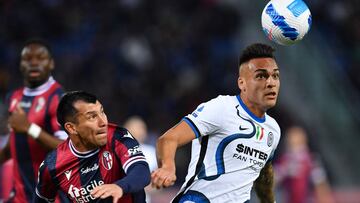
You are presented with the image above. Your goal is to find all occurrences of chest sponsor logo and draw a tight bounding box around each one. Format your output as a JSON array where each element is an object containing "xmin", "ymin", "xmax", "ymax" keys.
[
  {"xmin": 101, "ymin": 151, "xmax": 113, "ymax": 170},
  {"xmin": 68, "ymin": 180, "xmax": 104, "ymax": 203},
  {"xmin": 81, "ymin": 163, "xmax": 99, "ymax": 175},
  {"xmin": 233, "ymin": 143, "xmax": 269, "ymax": 169}
]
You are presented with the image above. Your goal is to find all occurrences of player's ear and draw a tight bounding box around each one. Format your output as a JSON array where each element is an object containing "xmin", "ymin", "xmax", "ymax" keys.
[
  {"xmin": 49, "ymin": 58, "xmax": 55, "ymax": 71},
  {"xmin": 238, "ymin": 77, "xmax": 246, "ymax": 93},
  {"xmin": 64, "ymin": 122, "xmax": 77, "ymax": 135}
]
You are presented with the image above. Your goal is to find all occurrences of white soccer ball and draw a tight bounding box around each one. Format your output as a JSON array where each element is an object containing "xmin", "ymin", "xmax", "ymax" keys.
[{"xmin": 261, "ymin": 0, "xmax": 312, "ymax": 46}]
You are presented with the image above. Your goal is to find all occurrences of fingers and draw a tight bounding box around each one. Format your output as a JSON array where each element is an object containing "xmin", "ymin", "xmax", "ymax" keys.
[
  {"xmin": 151, "ymin": 169, "xmax": 176, "ymax": 189},
  {"xmin": 91, "ymin": 184, "xmax": 123, "ymax": 201}
]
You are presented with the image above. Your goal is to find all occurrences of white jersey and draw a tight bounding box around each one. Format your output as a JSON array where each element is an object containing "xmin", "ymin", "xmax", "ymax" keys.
[{"xmin": 174, "ymin": 95, "xmax": 281, "ymax": 203}]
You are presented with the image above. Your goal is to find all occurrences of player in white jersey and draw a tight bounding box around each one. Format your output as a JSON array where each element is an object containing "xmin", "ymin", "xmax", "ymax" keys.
[{"xmin": 151, "ymin": 43, "xmax": 281, "ymax": 203}]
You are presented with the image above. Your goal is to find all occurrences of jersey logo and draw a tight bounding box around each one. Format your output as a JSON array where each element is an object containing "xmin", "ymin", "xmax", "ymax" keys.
[
  {"xmin": 191, "ymin": 105, "xmax": 205, "ymax": 118},
  {"xmin": 267, "ymin": 132, "xmax": 274, "ymax": 147},
  {"xmin": 126, "ymin": 146, "xmax": 142, "ymax": 157},
  {"xmin": 101, "ymin": 151, "xmax": 113, "ymax": 170},
  {"xmin": 68, "ymin": 180, "xmax": 104, "ymax": 202},
  {"xmin": 255, "ymin": 125, "xmax": 265, "ymax": 141},
  {"xmin": 123, "ymin": 131, "xmax": 134, "ymax": 139},
  {"xmin": 81, "ymin": 163, "xmax": 99, "ymax": 175},
  {"xmin": 65, "ymin": 170, "xmax": 72, "ymax": 181},
  {"xmin": 239, "ymin": 125, "xmax": 249, "ymax": 131},
  {"xmin": 35, "ymin": 97, "xmax": 45, "ymax": 112}
]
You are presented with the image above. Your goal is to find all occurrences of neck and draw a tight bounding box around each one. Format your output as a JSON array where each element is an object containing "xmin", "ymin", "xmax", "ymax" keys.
[{"xmin": 239, "ymin": 95, "xmax": 266, "ymax": 118}]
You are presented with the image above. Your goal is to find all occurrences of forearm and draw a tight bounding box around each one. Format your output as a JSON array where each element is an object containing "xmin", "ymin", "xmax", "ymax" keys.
[
  {"xmin": 156, "ymin": 129, "xmax": 179, "ymax": 170},
  {"xmin": 254, "ymin": 163, "xmax": 275, "ymax": 203},
  {"xmin": 36, "ymin": 130, "xmax": 65, "ymax": 150},
  {"xmin": 116, "ymin": 162, "xmax": 150, "ymax": 193}
]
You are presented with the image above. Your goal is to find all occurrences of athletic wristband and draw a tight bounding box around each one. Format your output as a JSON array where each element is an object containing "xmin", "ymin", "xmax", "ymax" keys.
[{"xmin": 28, "ymin": 123, "xmax": 41, "ymax": 139}]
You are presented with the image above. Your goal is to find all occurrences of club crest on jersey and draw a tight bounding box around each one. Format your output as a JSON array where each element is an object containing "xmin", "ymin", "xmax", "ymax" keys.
[
  {"xmin": 267, "ymin": 132, "xmax": 274, "ymax": 147},
  {"xmin": 101, "ymin": 151, "xmax": 113, "ymax": 170},
  {"xmin": 35, "ymin": 97, "xmax": 45, "ymax": 112}
]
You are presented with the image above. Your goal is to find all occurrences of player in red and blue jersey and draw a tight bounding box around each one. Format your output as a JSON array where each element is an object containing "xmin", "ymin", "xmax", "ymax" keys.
[
  {"xmin": 35, "ymin": 91, "xmax": 151, "ymax": 203},
  {"xmin": 0, "ymin": 39, "xmax": 68, "ymax": 202}
]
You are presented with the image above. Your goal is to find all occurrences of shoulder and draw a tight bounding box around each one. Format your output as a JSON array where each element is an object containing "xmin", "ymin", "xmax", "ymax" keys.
[
  {"xmin": 201, "ymin": 95, "xmax": 236, "ymax": 109},
  {"xmin": 107, "ymin": 123, "xmax": 137, "ymax": 144},
  {"xmin": 265, "ymin": 115, "xmax": 280, "ymax": 132}
]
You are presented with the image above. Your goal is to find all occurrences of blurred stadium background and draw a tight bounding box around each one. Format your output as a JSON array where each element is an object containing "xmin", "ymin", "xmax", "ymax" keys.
[{"xmin": 0, "ymin": 0, "xmax": 359, "ymax": 202}]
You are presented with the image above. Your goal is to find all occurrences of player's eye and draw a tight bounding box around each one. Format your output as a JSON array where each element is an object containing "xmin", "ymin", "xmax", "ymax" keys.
[
  {"xmin": 256, "ymin": 73, "xmax": 268, "ymax": 79},
  {"xmin": 272, "ymin": 73, "xmax": 280, "ymax": 80}
]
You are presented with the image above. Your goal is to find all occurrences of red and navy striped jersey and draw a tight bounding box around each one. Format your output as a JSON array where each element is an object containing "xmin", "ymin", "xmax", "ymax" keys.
[
  {"xmin": 36, "ymin": 124, "xmax": 148, "ymax": 203},
  {"xmin": 7, "ymin": 77, "xmax": 67, "ymax": 202}
]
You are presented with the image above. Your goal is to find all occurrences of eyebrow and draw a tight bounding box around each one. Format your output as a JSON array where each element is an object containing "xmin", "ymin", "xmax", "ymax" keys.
[
  {"xmin": 81, "ymin": 105, "xmax": 103, "ymax": 116},
  {"xmin": 254, "ymin": 68, "xmax": 279, "ymax": 73}
]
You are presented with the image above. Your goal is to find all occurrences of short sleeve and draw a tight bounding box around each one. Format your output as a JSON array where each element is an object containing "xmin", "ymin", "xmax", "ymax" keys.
[
  {"xmin": 112, "ymin": 129, "xmax": 148, "ymax": 173},
  {"xmin": 184, "ymin": 96, "xmax": 224, "ymax": 138},
  {"xmin": 35, "ymin": 160, "xmax": 57, "ymax": 202}
]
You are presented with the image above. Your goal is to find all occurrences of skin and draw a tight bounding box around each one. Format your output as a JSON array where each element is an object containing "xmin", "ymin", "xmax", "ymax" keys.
[
  {"xmin": 64, "ymin": 100, "xmax": 123, "ymax": 202},
  {"xmin": 238, "ymin": 57, "xmax": 280, "ymax": 118},
  {"xmin": 1, "ymin": 43, "xmax": 63, "ymax": 164},
  {"xmin": 151, "ymin": 57, "xmax": 280, "ymax": 202}
]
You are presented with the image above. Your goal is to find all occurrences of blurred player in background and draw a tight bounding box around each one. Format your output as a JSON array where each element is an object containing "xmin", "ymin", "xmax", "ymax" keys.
[
  {"xmin": 35, "ymin": 91, "xmax": 151, "ymax": 203},
  {"xmin": 0, "ymin": 39, "xmax": 68, "ymax": 202},
  {"xmin": 151, "ymin": 43, "xmax": 281, "ymax": 202},
  {"xmin": 124, "ymin": 116, "xmax": 157, "ymax": 202},
  {"xmin": 274, "ymin": 126, "xmax": 335, "ymax": 203}
]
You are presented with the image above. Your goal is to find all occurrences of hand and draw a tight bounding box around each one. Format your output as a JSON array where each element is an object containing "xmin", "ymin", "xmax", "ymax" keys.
[
  {"xmin": 151, "ymin": 167, "xmax": 176, "ymax": 189},
  {"xmin": 8, "ymin": 105, "xmax": 30, "ymax": 134},
  {"xmin": 91, "ymin": 184, "xmax": 123, "ymax": 203}
]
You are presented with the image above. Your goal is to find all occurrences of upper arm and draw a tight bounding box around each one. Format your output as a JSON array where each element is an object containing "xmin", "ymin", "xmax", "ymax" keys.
[
  {"xmin": 159, "ymin": 120, "xmax": 197, "ymax": 147},
  {"xmin": 113, "ymin": 129, "xmax": 149, "ymax": 173}
]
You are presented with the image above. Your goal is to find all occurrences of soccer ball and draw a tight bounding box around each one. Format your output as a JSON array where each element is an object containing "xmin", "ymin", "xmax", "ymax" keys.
[{"xmin": 261, "ymin": 0, "xmax": 312, "ymax": 46}]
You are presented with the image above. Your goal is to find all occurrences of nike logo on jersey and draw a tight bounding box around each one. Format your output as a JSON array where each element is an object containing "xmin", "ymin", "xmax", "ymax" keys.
[{"xmin": 239, "ymin": 126, "xmax": 249, "ymax": 131}]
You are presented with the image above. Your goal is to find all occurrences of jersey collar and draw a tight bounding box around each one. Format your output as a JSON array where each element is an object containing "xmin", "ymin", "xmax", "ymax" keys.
[
  {"xmin": 23, "ymin": 76, "xmax": 55, "ymax": 96},
  {"xmin": 69, "ymin": 140, "xmax": 99, "ymax": 158},
  {"xmin": 236, "ymin": 95, "xmax": 266, "ymax": 123}
]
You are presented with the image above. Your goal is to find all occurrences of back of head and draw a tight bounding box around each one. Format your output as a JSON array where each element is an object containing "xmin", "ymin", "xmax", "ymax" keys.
[
  {"xmin": 57, "ymin": 91, "xmax": 98, "ymax": 129},
  {"xmin": 238, "ymin": 43, "xmax": 275, "ymax": 66},
  {"xmin": 124, "ymin": 116, "xmax": 148, "ymax": 143}
]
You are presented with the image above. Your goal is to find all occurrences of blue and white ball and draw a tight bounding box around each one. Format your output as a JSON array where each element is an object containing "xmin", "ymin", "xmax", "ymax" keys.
[{"xmin": 261, "ymin": 0, "xmax": 312, "ymax": 46}]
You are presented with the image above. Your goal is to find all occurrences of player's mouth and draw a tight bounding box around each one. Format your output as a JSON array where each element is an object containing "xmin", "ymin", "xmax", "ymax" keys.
[
  {"xmin": 265, "ymin": 92, "xmax": 277, "ymax": 99},
  {"xmin": 96, "ymin": 130, "xmax": 107, "ymax": 137},
  {"xmin": 27, "ymin": 69, "xmax": 41, "ymax": 78}
]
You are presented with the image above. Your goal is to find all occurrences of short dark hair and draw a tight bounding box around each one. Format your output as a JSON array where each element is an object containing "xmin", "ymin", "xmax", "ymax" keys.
[
  {"xmin": 57, "ymin": 91, "xmax": 98, "ymax": 128},
  {"xmin": 239, "ymin": 43, "xmax": 275, "ymax": 66},
  {"xmin": 21, "ymin": 38, "xmax": 53, "ymax": 58}
]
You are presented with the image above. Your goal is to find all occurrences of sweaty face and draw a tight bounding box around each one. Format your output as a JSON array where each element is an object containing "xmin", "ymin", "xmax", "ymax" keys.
[
  {"xmin": 238, "ymin": 57, "xmax": 280, "ymax": 117},
  {"xmin": 20, "ymin": 43, "xmax": 53, "ymax": 88},
  {"xmin": 72, "ymin": 100, "xmax": 108, "ymax": 151}
]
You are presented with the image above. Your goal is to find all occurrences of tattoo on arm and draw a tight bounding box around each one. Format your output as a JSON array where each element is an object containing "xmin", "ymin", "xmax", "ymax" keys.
[{"xmin": 254, "ymin": 163, "xmax": 275, "ymax": 203}]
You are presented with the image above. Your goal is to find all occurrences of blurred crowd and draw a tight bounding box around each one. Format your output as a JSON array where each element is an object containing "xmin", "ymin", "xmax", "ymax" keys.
[
  {"xmin": 0, "ymin": 1, "xmax": 359, "ymax": 201},
  {"xmin": 0, "ymin": 0, "xmax": 359, "ymax": 130}
]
